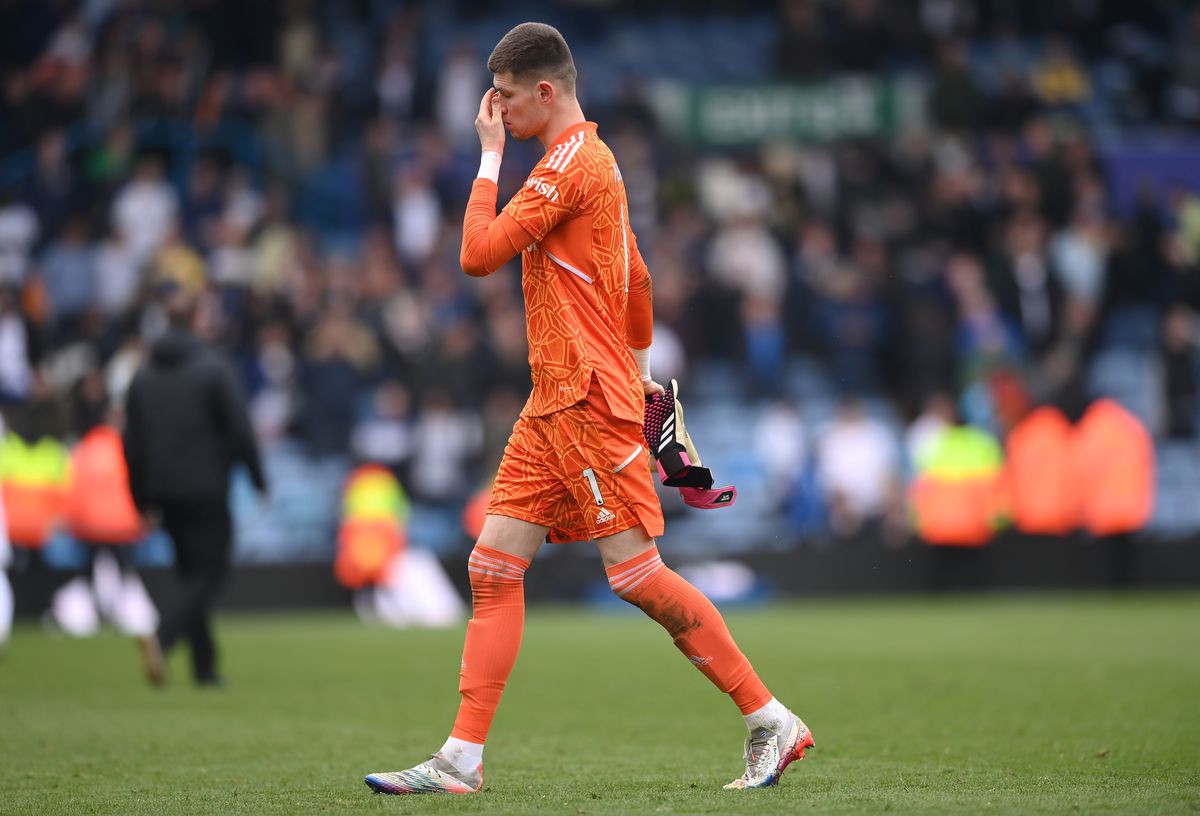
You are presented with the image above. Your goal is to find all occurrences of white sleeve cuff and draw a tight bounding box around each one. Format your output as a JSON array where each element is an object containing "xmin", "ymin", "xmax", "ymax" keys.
[
  {"xmin": 477, "ymin": 150, "xmax": 502, "ymax": 184},
  {"xmin": 630, "ymin": 346, "xmax": 652, "ymax": 381}
]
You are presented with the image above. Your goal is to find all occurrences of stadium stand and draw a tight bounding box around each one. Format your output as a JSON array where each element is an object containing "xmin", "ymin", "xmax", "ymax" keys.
[{"xmin": 0, "ymin": 0, "xmax": 1198, "ymax": 576}]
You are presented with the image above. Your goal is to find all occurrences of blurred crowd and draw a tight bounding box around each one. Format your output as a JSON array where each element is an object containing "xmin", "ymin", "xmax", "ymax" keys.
[{"xmin": 1, "ymin": 0, "xmax": 1199, "ymax": 553}]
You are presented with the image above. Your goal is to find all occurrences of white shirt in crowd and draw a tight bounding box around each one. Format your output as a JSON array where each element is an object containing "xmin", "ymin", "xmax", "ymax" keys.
[
  {"xmin": 0, "ymin": 203, "xmax": 39, "ymax": 286},
  {"xmin": 113, "ymin": 177, "xmax": 179, "ymax": 263},
  {"xmin": 409, "ymin": 407, "xmax": 482, "ymax": 502},
  {"xmin": 0, "ymin": 311, "xmax": 32, "ymax": 399},
  {"xmin": 94, "ymin": 236, "xmax": 141, "ymax": 316},
  {"xmin": 816, "ymin": 411, "xmax": 898, "ymax": 520}
]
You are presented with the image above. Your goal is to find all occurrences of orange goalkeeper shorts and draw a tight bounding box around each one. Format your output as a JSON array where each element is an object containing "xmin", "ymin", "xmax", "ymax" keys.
[{"xmin": 487, "ymin": 377, "xmax": 665, "ymax": 544}]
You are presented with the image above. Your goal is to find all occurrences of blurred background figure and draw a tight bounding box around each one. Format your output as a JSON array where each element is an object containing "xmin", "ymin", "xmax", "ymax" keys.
[
  {"xmin": 1072, "ymin": 397, "xmax": 1155, "ymax": 587},
  {"xmin": 123, "ymin": 289, "xmax": 267, "ymax": 686},
  {"xmin": 335, "ymin": 464, "xmax": 463, "ymax": 628},
  {"xmin": 51, "ymin": 406, "xmax": 157, "ymax": 639},
  {"xmin": 815, "ymin": 396, "xmax": 901, "ymax": 540},
  {"xmin": 1, "ymin": 396, "xmax": 70, "ymax": 580},
  {"xmin": 1004, "ymin": 401, "xmax": 1079, "ymax": 537},
  {"xmin": 908, "ymin": 405, "xmax": 1006, "ymax": 590},
  {"xmin": 752, "ymin": 399, "xmax": 807, "ymax": 516}
]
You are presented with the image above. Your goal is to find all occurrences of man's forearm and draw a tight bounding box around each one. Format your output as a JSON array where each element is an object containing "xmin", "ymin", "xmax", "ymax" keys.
[{"xmin": 459, "ymin": 179, "xmax": 531, "ymax": 277}]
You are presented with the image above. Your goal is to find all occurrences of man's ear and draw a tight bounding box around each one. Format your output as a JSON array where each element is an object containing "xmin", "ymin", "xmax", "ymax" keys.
[{"xmin": 536, "ymin": 80, "xmax": 555, "ymax": 103}]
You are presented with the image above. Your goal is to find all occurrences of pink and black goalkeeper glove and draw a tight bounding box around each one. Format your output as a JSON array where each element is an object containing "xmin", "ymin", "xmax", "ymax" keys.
[{"xmin": 643, "ymin": 378, "xmax": 737, "ymax": 510}]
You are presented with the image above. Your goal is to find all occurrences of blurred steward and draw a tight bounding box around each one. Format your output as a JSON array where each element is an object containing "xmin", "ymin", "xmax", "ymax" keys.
[
  {"xmin": 1072, "ymin": 397, "xmax": 1154, "ymax": 587},
  {"xmin": 1, "ymin": 411, "xmax": 68, "ymax": 553},
  {"xmin": 909, "ymin": 409, "xmax": 1006, "ymax": 591},
  {"xmin": 909, "ymin": 422, "xmax": 1007, "ymax": 548},
  {"xmin": 336, "ymin": 464, "xmax": 462, "ymax": 628},
  {"xmin": 1003, "ymin": 404, "xmax": 1079, "ymax": 536}
]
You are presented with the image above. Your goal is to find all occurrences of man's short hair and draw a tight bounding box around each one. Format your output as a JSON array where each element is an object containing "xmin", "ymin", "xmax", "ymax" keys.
[{"xmin": 487, "ymin": 22, "xmax": 577, "ymax": 94}]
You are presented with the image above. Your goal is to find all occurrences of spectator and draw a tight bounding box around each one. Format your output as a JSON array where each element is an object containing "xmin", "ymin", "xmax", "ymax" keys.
[
  {"xmin": 0, "ymin": 289, "xmax": 34, "ymax": 402},
  {"xmin": 1162, "ymin": 305, "xmax": 1198, "ymax": 439},
  {"xmin": 112, "ymin": 154, "xmax": 179, "ymax": 265},
  {"xmin": 436, "ymin": 40, "xmax": 484, "ymax": 149},
  {"xmin": 297, "ymin": 305, "xmax": 379, "ymax": 457},
  {"xmin": 987, "ymin": 212, "xmax": 1061, "ymax": 359},
  {"xmin": 928, "ymin": 39, "xmax": 983, "ymax": 131},
  {"xmin": 246, "ymin": 320, "xmax": 296, "ymax": 446},
  {"xmin": 1050, "ymin": 207, "xmax": 1107, "ymax": 308},
  {"xmin": 25, "ymin": 130, "xmax": 79, "ymax": 241},
  {"xmin": 407, "ymin": 389, "xmax": 481, "ymax": 507},
  {"xmin": 835, "ymin": 0, "xmax": 891, "ymax": 73},
  {"xmin": 351, "ymin": 380, "xmax": 415, "ymax": 477},
  {"xmin": 753, "ymin": 399, "xmax": 808, "ymax": 514},
  {"xmin": 1168, "ymin": 7, "xmax": 1200, "ymax": 123},
  {"xmin": 1030, "ymin": 37, "xmax": 1091, "ymax": 108},
  {"xmin": 815, "ymin": 396, "xmax": 901, "ymax": 538},
  {"xmin": 92, "ymin": 227, "xmax": 141, "ymax": 319},
  {"xmin": 181, "ymin": 153, "xmax": 225, "ymax": 252},
  {"xmin": 38, "ymin": 214, "xmax": 95, "ymax": 340},
  {"xmin": 392, "ymin": 164, "xmax": 442, "ymax": 268},
  {"xmin": 906, "ymin": 391, "xmax": 956, "ymax": 471},
  {"xmin": 773, "ymin": 0, "xmax": 830, "ymax": 80},
  {"xmin": 0, "ymin": 188, "xmax": 40, "ymax": 288}
]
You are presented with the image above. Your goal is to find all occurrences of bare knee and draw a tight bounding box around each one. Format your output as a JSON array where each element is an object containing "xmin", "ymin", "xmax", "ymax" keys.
[
  {"xmin": 594, "ymin": 525, "xmax": 656, "ymax": 570},
  {"xmin": 474, "ymin": 514, "xmax": 546, "ymax": 563}
]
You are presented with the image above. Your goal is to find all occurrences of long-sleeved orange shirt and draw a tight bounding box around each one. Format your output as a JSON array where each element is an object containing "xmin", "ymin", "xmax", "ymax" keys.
[{"xmin": 459, "ymin": 121, "xmax": 653, "ymax": 425}]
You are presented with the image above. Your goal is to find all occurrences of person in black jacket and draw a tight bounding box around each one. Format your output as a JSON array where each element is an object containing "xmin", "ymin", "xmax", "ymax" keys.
[{"xmin": 123, "ymin": 293, "xmax": 267, "ymax": 686}]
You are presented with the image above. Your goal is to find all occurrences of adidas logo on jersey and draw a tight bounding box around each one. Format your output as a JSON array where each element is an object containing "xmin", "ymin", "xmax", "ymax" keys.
[{"xmin": 596, "ymin": 507, "xmax": 616, "ymax": 525}]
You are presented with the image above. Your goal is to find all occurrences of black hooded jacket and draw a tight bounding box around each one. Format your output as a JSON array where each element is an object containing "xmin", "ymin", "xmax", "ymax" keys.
[{"xmin": 123, "ymin": 329, "xmax": 267, "ymax": 511}]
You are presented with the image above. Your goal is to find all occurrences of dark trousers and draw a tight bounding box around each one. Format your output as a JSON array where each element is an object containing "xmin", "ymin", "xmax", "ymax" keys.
[{"xmin": 157, "ymin": 500, "xmax": 233, "ymax": 682}]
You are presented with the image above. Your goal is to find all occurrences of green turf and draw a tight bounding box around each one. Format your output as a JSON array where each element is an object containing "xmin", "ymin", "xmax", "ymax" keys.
[{"xmin": 1, "ymin": 593, "xmax": 1198, "ymax": 815}]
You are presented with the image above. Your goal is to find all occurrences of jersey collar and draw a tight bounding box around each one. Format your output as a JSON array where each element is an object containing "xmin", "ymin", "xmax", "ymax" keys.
[{"xmin": 547, "ymin": 121, "xmax": 597, "ymax": 151}]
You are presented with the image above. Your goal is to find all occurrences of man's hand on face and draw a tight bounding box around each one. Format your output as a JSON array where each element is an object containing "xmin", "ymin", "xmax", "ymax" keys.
[{"xmin": 476, "ymin": 88, "xmax": 506, "ymax": 156}]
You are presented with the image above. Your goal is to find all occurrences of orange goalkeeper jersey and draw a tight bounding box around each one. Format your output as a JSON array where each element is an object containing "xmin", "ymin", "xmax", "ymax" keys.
[{"xmin": 461, "ymin": 121, "xmax": 653, "ymax": 426}]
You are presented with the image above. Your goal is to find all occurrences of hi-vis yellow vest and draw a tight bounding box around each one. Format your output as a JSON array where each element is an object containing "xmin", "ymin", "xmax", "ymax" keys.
[
  {"xmin": 1, "ymin": 432, "xmax": 69, "ymax": 547},
  {"xmin": 335, "ymin": 465, "xmax": 410, "ymax": 589},
  {"xmin": 909, "ymin": 426, "xmax": 1006, "ymax": 547}
]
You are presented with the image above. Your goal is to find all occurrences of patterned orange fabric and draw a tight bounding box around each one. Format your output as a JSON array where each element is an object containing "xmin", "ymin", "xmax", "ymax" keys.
[
  {"xmin": 605, "ymin": 547, "xmax": 774, "ymax": 715},
  {"xmin": 487, "ymin": 377, "xmax": 664, "ymax": 543},
  {"xmin": 497, "ymin": 121, "xmax": 652, "ymax": 425}
]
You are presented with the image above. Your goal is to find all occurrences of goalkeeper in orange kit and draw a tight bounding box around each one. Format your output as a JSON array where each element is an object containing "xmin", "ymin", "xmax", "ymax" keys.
[{"xmin": 365, "ymin": 22, "xmax": 812, "ymax": 795}]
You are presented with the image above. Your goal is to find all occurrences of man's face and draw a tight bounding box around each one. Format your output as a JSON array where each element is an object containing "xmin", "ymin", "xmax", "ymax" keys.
[{"xmin": 492, "ymin": 72, "xmax": 548, "ymax": 140}]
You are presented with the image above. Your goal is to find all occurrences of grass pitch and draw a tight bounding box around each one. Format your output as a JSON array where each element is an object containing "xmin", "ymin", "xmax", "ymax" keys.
[{"xmin": 1, "ymin": 593, "xmax": 1198, "ymax": 815}]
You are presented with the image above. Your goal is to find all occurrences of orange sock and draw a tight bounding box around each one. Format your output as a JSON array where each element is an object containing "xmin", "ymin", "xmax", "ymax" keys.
[
  {"xmin": 607, "ymin": 547, "xmax": 773, "ymax": 715},
  {"xmin": 451, "ymin": 545, "xmax": 531, "ymax": 743}
]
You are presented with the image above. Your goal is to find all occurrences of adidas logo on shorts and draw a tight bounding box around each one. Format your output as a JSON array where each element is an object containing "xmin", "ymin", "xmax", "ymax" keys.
[{"xmin": 596, "ymin": 507, "xmax": 616, "ymax": 525}]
